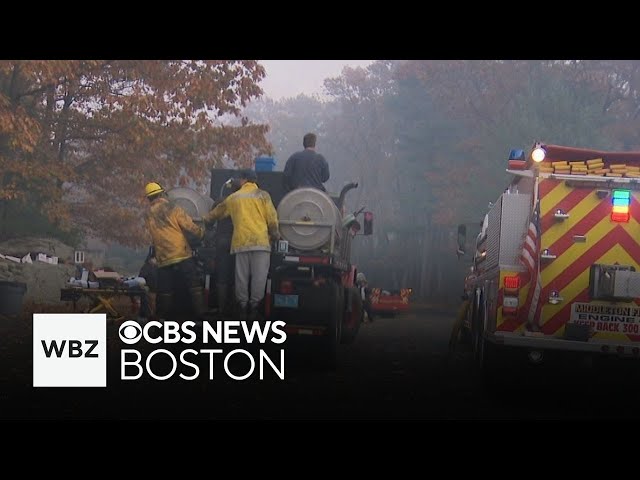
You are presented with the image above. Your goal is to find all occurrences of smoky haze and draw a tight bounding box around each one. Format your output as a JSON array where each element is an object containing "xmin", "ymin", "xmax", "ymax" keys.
[
  {"xmin": 4, "ymin": 60, "xmax": 640, "ymax": 304},
  {"xmin": 259, "ymin": 60, "xmax": 375, "ymax": 101},
  {"xmin": 245, "ymin": 60, "xmax": 640, "ymax": 302}
]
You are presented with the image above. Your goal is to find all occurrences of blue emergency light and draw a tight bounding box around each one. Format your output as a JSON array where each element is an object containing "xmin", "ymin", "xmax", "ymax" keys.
[
  {"xmin": 509, "ymin": 149, "xmax": 525, "ymax": 160},
  {"xmin": 508, "ymin": 149, "xmax": 527, "ymax": 170}
]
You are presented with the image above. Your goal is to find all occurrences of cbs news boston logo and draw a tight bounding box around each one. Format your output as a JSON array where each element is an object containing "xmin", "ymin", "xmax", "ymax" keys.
[
  {"xmin": 33, "ymin": 314, "xmax": 286, "ymax": 387},
  {"xmin": 33, "ymin": 313, "xmax": 107, "ymax": 387}
]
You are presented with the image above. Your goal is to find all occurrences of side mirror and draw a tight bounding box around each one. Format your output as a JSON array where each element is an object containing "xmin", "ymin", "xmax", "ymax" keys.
[
  {"xmin": 456, "ymin": 224, "xmax": 466, "ymax": 259},
  {"xmin": 363, "ymin": 212, "xmax": 373, "ymax": 235}
]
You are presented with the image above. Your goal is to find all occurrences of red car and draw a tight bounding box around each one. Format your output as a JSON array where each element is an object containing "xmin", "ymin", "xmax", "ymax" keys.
[{"xmin": 370, "ymin": 288, "xmax": 412, "ymax": 317}]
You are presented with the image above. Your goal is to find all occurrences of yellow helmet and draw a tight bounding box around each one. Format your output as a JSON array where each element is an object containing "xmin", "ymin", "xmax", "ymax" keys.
[{"xmin": 145, "ymin": 182, "xmax": 165, "ymax": 198}]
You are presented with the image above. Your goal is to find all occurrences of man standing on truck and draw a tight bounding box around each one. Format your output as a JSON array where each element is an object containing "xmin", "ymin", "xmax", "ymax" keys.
[
  {"xmin": 143, "ymin": 181, "xmax": 206, "ymax": 322},
  {"xmin": 203, "ymin": 169, "xmax": 280, "ymax": 321},
  {"xmin": 283, "ymin": 132, "xmax": 330, "ymax": 192}
]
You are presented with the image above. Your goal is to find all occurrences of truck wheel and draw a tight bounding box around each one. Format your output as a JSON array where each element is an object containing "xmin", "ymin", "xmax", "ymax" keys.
[
  {"xmin": 322, "ymin": 283, "xmax": 343, "ymax": 369},
  {"xmin": 459, "ymin": 326, "xmax": 472, "ymax": 346},
  {"xmin": 458, "ymin": 299, "xmax": 473, "ymax": 346},
  {"xmin": 478, "ymin": 335, "xmax": 514, "ymax": 392},
  {"xmin": 471, "ymin": 294, "xmax": 483, "ymax": 360},
  {"xmin": 340, "ymin": 287, "xmax": 362, "ymax": 345}
]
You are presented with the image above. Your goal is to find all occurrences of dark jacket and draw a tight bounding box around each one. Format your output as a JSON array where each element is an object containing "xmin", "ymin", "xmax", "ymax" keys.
[{"xmin": 283, "ymin": 148, "xmax": 330, "ymax": 192}]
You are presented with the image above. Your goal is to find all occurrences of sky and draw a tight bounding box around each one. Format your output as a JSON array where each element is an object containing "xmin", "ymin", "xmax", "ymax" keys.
[{"xmin": 258, "ymin": 60, "xmax": 374, "ymax": 101}]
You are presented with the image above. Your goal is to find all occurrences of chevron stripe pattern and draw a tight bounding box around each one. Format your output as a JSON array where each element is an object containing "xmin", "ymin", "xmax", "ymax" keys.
[{"xmin": 496, "ymin": 177, "xmax": 640, "ymax": 341}]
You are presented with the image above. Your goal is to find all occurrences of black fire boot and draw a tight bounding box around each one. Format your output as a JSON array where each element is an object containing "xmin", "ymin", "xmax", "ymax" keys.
[
  {"xmin": 189, "ymin": 286, "xmax": 208, "ymax": 321},
  {"xmin": 237, "ymin": 302, "xmax": 248, "ymax": 321},
  {"xmin": 216, "ymin": 283, "xmax": 228, "ymax": 319},
  {"xmin": 155, "ymin": 293, "xmax": 174, "ymax": 321},
  {"xmin": 247, "ymin": 302, "xmax": 263, "ymax": 322}
]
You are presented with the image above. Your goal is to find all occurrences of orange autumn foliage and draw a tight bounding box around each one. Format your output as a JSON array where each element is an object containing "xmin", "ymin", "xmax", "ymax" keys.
[{"xmin": 0, "ymin": 60, "xmax": 271, "ymax": 246}]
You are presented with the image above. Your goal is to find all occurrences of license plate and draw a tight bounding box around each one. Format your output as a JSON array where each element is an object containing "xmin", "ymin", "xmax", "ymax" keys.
[{"xmin": 274, "ymin": 294, "xmax": 299, "ymax": 308}]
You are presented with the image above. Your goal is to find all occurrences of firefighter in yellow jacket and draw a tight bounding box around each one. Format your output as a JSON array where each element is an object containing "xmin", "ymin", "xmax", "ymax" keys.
[
  {"xmin": 203, "ymin": 169, "xmax": 279, "ymax": 320},
  {"xmin": 144, "ymin": 181, "xmax": 205, "ymax": 321}
]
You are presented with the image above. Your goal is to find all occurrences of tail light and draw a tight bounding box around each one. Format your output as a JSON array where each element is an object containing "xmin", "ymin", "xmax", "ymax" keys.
[
  {"xmin": 280, "ymin": 280, "xmax": 293, "ymax": 294},
  {"xmin": 503, "ymin": 275, "xmax": 520, "ymax": 292},
  {"xmin": 502, "ymin": 275, "xmax": 520, "ymax": 316}
]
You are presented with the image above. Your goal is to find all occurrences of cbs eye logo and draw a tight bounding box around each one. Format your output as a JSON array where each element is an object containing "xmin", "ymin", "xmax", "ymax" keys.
[{"xmin": 119, "ymin": 320, "xmax": 143, "ymax": 345}]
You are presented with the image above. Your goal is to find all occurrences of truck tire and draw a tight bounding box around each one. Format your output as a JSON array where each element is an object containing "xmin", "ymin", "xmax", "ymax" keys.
[
  {"xmin": 340, "ymin": 287, "xmax": 362, "ymax": 345},
  {"xmin": 459, "ymin": 326, "xmax": 472, "ymax": 346},
  {"xmin": 476, "ymin": 318, "xmax": 515, "ymax": 392},
  {"xmin": 459, "ymin": 299, "xmax": 473, "ymax": 346},
  {"xmin": 321, "ymin": 282, "xmax": 343, "ymax": 369},
  {"xmin": 471, "ymin": 293, "xmax": 483, "ymax": 360}
]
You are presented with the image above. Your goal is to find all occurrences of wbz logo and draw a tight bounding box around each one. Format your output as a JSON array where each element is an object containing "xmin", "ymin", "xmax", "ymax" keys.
[
  {"xmin": 41, "ymin": 339, "xmax": 99, "ymax": 358},
  {"xmin": 33, "ymin": 313, "xmax": 107, "ymax": 387}
]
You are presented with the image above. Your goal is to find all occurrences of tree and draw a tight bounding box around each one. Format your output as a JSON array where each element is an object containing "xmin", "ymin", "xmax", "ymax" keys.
[
  {"xmin": 0, "ymin": 60, "xmax": 271, "ymax": 246},
  {"xmin": 243, "ymin": 94, "xmax": 331, "ymax": 170}
]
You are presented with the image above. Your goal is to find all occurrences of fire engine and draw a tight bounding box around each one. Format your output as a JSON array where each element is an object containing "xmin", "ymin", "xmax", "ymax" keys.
[{"xmin": 457, "ymin": 143, "xmax": 640, "ymax": 378}]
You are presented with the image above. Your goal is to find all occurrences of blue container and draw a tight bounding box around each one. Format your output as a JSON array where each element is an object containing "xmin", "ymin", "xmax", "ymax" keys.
[{"xmin": 255, "ymin": 156, "xmax": 276, "ymax": 172}]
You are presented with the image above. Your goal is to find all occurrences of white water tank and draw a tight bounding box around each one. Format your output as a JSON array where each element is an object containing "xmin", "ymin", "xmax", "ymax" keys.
[
  {"xmin": 277, "ymin": 188, "xmax": 342, "ymax": 251},
  {"xmin": 167, "ymin": 187, "xmax": 213, "ymax": 219}
]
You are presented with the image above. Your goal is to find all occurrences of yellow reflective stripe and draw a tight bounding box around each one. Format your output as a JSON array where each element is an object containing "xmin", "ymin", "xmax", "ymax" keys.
[
  {"xmin": 541, "ymin": 193, "xmax": 601, "ymax": 248},
  {"xmin": 542, "ymin": 215, "xmax": 617, "ymax": 288},
  {"xmin": 542, "ymin": 245, "xmax": 638, "ymax": 339},
  {"xmin": 540, "ymin": 180, "xmax": 571, "ymax": 217}
]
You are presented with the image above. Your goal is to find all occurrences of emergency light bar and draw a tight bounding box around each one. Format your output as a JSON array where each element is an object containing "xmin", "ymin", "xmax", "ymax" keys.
[
  {"xmin": 611, "ymin": 189, "xmax": 631, "ymax": 223},
  {"xmin": 508, "ymin": 149, "xmax": 527, "ymax": 170}
]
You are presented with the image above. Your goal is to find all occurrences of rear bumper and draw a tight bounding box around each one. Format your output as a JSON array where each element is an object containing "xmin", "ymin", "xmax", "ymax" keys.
[
  {"xmin": 372, "ymin": 302, "xmax": 409, "ymax": 313},
  {"xmin": 490, "ymin": 332, "xmax": 640, "ymax": 357},
  {"xmin": 267, "ymin": 282, "xmax": 338, "ymax": 334},
  {"xmin": 283, "ymin": 324, "xmax": 328, "ymax": 336}
]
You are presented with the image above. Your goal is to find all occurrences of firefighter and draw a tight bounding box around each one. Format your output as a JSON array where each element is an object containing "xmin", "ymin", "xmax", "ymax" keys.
[
  {"xmin": 203, "ymin": 169, "xmax": 280, "ymax": 321},
  {"xmin": 143, "ymin": 181, "xmax": 206, "ymax": 322}
]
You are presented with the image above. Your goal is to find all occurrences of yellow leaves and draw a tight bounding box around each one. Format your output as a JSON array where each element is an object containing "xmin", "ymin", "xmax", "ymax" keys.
[
  {"xmin": 0, "ymin": 188, "xmax": 22, "ymax": 201},
  {"xmin": 0, "ymin": 60, "xmax": 270, "ymax": 246}
]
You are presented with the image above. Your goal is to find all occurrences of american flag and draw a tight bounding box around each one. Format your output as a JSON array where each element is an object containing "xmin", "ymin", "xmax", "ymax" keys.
[{"xmin": 520, "ymin": 196, "xmax": 542, "ymax": 328}]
